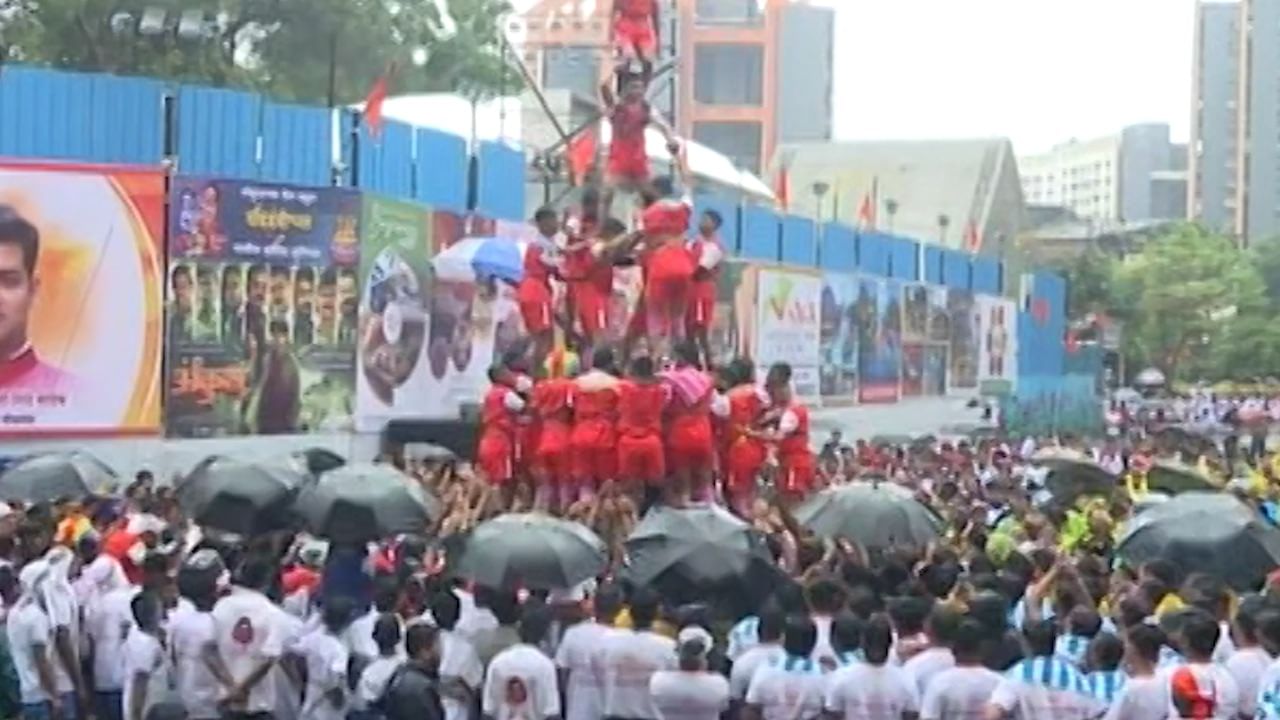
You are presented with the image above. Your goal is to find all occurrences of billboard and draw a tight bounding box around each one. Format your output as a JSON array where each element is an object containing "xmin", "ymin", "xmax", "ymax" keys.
[
  {"xmin": 165, "ymin": 178, "xmax": 360, "ymax": 437},
  {"xmin": 977, "ymin": 295, "xmax": 1018, "ymax": 394},
  {"xmin": 856, "ymin": 277, "xmax": 901, "ymax": 404},
  {"xmin": 355, "ymin": 196, "xmax": 433, "ymax": 431},
  {"xmin": 819, "ymin": 273, "xmax": 859, "ymax": 404},
  {"xmin": 902, "ymin": 284, "xmax": 930, "ymax": 342},
  {"xmin": 901, "ymin": 343, "xmax": 924, "ymax": 397},
  {"xmin": 755, "ymin": 267, "xmax": 821, "ymax": 400},
  {"xmin": 947, "ymin": 288, "xmax": 980, "ymax": 390},
  {"xmin": 0, "ymin": 163, "xmax": 164, "ymax": 436}
]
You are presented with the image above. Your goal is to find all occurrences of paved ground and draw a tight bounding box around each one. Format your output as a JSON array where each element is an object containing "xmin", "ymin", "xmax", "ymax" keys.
[{"xmin": 810, "ymin": 396, "xmax": 989, "ymax": 445}]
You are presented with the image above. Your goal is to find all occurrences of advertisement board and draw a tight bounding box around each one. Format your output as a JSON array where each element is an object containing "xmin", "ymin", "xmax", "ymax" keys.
[
  {"xmin": 819, "ymin": 273, "xmax": 859, "ymax": 405},
  {"xmin": 755, "ymin": 267, "xmax": 821, "ymax": 400},
  {"xmin": 856, "ymin": 276, "xmax": 902, "ymax": 404},
  {"xmin": 947, "ymin": 288, "xmax": 980, "ymax": 390},
  {"xmin": 0, "ymin": 163, "xmax": 165, "ymax": 435},
  {"xmin": 165, "ymin": 178, "xmax": 360, "ymax": 437},
  {"xmin": 977, "ymin": 295, "xmax": 1018, "ymax": 394}
]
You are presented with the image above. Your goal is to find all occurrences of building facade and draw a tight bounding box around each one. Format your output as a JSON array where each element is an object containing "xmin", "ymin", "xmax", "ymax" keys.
[
  {"xmin": 1020, "ymin": 124, "xmax": 1185, "ymax": 227},
  {"xmin": 515, "ymin": 0, "xmax": 833, "ymax": 177}
]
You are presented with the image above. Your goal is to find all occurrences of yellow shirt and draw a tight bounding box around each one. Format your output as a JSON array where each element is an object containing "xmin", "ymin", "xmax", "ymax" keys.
[{"xmin": 613, "ymin": 607, "xmax": 677, "ymax": 638}]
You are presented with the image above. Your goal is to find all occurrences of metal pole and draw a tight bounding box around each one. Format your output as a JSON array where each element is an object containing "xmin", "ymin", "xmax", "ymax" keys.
[{"xmin": 326, "ymin": 31, "xmax": 339, "ymax": 108}]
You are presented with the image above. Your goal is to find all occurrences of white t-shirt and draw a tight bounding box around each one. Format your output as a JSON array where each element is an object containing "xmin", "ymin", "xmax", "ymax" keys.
[
  {"xmin": 482, "ymin": 643, "xmax": 560, "ymax": 720},
  {"xmin": 600, "ymin": 629, "xmax": 676, "ymax": 720},
  {"xmin": 86, "ymin": 585, "xmax": 140, "ymax": 691},
  {"xmin": 355, "ymin": 655, "xmax": 404, "ymax": 710},
  {"xmin": 342, "ymin": 608, "xmax": 383, "ymax": 660},
  {"xmin": 41, "ymin": 574, "xmax": 79, "ymax": 694},
  {"xmin": 902, "ymin": 646, "xmax": 956, "ymax": 697},
  {"xmin": 122, "ymin": 630, "xmax": 171, "ymax": 720},
  {"xmin": 650, "ymin": 670, "xmax": 729, "ymax": 720},
  {"xmin": 554, "ymin": 620, "xmax": 618, "ymax": 720},
  {"xmin": 1226, "ymin": 646, "xmax": 1270, "ymax": 717},
  {"xmin": 168, "ymin": 607, "xmax": 222, "ymax": 719},
  {"xmin": 1162, "ymin": 661, "xmax": 1240, "ymax": 720},
  {"xmin": 746, "ymin": 655, "xmax": 826, "ymax": 720},
  {"xmin": 439, "ymin": 628, "xmax": 484, "ymax": 720},
  {"xmin": 988, "ymin": 657, "xmax": 1106, "ymax": 720},
  {"xmin": 729, "ymin": 644, "xmax": 784, "ymax": 700},
  {"xmin": 8, "ymin": 602, "xmax": 54, "ymax": 704},
  {"xmin": 824, "ymin": 662, "xmax": 919, "ymax": 720},
  {"xmin": 295, "ymin": 628, "xmax": 350, "ymax": 720},
  {"xmin": 1103, "ymin": 674, "xmax": 1168, "ymax": 720},
  {"xmin": 210, "ymin": 587, "xmax": 285, "ymax": 715},
  {"xmin": 919, "ymin": 665, "xmax": 1001, "ymax": 720},
  {"xmin": 455, "ymin": 605, "xmax": 499, "ymax": 647}
]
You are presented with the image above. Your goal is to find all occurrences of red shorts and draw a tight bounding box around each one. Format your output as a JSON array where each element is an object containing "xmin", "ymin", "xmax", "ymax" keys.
[
  {"xmin": 779, "ymin": 454, "xmax": 815, "ymax": 497},
  {"xmin": 667, "ymin": 416, "xmax": 715, "ymax": 470},
  {"xmin": 686, "ymin": 281, "xmax": 716, "ymax": 332},
  {"xmin": 534, "ymin": 421, "xmax": 572, "ymax": 482},
  {"xmin": 606, "ymin": 149, "xmax": 650, "ymax": 184},
  {"xmin": 726, "ymin": 439, "xmax": 767, "ymax": 490},
  {"xmin": 618, "ymin": 434, "xmax": 665, "ymax": 484},
  {"xmin": 614, "ymin": 16, "xmax": 657, "ymax": 57},
  {"xmin": 519, "ymin": 297, "xmax": 553, "ymax": 334},
  {"xmin": 572, "ymin": 423, "xmax": 617, "ymax": 482},
  {"xmin": 574, "ymin": 284, "xmax": 609, "ymax": 338},
  {"xmin": 477, "ymin": 432, "xmax": 513, "ymax": 485}
]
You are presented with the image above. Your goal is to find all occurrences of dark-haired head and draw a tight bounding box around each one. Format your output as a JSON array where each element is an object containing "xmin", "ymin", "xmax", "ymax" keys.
[
  {"xmin": 630, "ymin": 355, "xmax": 656, "ymax": 380},
  {"xmin": 1022, "ymin": 619, "xmax": 1058, "ymax": 657},
  {"xmin": 0, "ymin": 205, "xmax": 39, "ymax": 278},
  {"xmin": 1088, "ymin": 632, "xmax": 1124, "ymax": 672},
  {"xmin": 831, "ymin": 612, "xmax": 863, "ymax": 656},
  {"xmin": 861, "ymin": 614, "xmax": 894, "ymax": 665},
  {"xmin": 783, "ymin": 615, "xmax": 817, "ymax": 658}
]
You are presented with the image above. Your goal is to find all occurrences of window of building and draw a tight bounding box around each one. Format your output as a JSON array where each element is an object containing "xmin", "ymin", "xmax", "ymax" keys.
[
  {"xmin": 694, "ymin": 43, "xmax": 764, "ymax": 105},
  {"xmin": 541, "ymin": 45, "xmax": 601, "ymax": 99},
  {"xmin": 695, "ymin": 0, "xmax": 764, "ymax": 25},
  {"xmin": 693, "ymin": 120, "xmax": 763, "ymax": 174}
]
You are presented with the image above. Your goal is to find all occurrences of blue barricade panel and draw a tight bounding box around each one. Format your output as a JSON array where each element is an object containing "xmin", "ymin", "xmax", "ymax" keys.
[
  {"xmin": 740, "ymin": 205, "xmax": 781, "ymax": 261},
  {"xmin": 177, "ymin": 85, "xmax": 261, "ymax": 178},
  {"xmin": 0, "ymin": 67, "xmax": 93, "ymax": 161},
  {"xmin": 414, "ymin": 128, "xmax": 469, "ymax": 211},
  {"xmin": 820, "ymin": 223, "xmax": 858, "ymax": 272},
  {"xmin": 889, "ymin": 235, "xmax": 918, "ymax": 281},
  {"xmin": 857, "ymin": 232, "xmax": 892, "ymax": 277},
  {"xmin": 780, "ymin": 215, "xmax": 816, "ymax": 266},
  {"xmin": 260, "ymin": 101, "xmax": 333, "ymax": 186},
  {"xmin": 89, "ymin": 74, "xmax": 164, "ymax": 165},
  {"xmin": 356, "ymin": 120, "xmax": 415, "ymax": 199},
  {"xmin": 941, "ymin": 250, "xmax": 972, "ymax": 289},
  {"xmin": 475, "ymin": 141, "xmax": 526, "ymax": 221}
]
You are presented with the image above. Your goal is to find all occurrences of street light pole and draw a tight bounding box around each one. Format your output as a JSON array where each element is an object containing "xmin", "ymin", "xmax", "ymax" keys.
[{"xmin": 812, "ymin": 181, "xmax": 830, "ymax": 267}]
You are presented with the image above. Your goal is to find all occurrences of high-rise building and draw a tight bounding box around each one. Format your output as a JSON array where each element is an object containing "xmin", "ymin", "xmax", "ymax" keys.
[
  {"xmin": 514, "ymin": 0, "xmax": 833, "ymax": 176},
  {"xmin": 1020, "ymin": 124, "xmax": 1186, "ymax": 226}
]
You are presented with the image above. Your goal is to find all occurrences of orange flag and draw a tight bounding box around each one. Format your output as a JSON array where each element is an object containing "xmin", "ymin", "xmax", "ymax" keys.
[
  {"xmin": 363, "ymin": 64, "xmax": 396, "ymax": 140},
  {"xmin": 565, "ymin": 126, "xmax": 598, "ymax": 186}
]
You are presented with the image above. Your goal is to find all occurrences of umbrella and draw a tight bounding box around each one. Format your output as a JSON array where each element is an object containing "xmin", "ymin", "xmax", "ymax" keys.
[
  {"xmin": 0, "ymin": 452, "xmax": 118, "ymax": 503},
  {"xmin": 1134, "ymin": 491, "xmax": 1172, "ymax": 514},
  {"xmin": 1148, "ymin": 461, "xmax": 1220, "ymax": 494},
  {"xmin": 292, "ymin": 447, "xmax": 346, "ymax": 477},
  {"xmin": 794, "ymin": 481, "xmax": 944, "ymax": 548},
  {"xmin": 432, "ymin": 236, "xmax": 525, "ymax": 284},
  {"xmin": 622, "ymin": 504, "xmax": 792, "ymax": 618},
  {"xmin": 452, "ymin": 513, "xmax": 606, "ymax": 591},
  {"xmin": 176, "ymin": 456, "xmax": 305, "ymax": 536},
  {"xmin": 293, "ymin": 463, "xmax": 440, "ymax": 543},
  {"xmin": 1135, "ymin": 367, "xmax": 1167, "ymax": 388},
  {"xmin": 1032, "ymin": 448, "xmax": 1118, "ymax": 502},
  {"xmin": 1117, "ymin": 492, "xmax": 1280, "ymax": 590}
]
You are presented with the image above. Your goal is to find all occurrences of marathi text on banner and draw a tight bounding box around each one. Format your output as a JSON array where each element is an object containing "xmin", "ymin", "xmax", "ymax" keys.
[
  {"xmin": 755, "ymin": 268, "xmax": 822, "ymax": 401},
  {"xmin": 0, "ymin": 163, "xmax": 164, "ymax": 435},
  {"xmin": 165, "ymin": 178, "xmax": 360, "ymax": 438}
]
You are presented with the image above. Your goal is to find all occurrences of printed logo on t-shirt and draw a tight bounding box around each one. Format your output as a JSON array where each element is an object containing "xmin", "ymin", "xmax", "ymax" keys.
[
  {"xmin": 231, "ymin": 617, "xmax": 255, "ymax": 645},
  {"xmin": 505, "ymin": 677, "xmax": 529, "ymax": 705}
]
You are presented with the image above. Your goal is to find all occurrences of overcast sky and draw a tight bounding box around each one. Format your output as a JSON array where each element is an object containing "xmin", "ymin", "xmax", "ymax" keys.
[{"xmin": 813, "ymin": 0, "xmax": 1195, "ymax": 155}]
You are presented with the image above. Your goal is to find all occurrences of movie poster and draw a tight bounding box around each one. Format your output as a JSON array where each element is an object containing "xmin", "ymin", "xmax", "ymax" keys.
[
  {"xmin": 901, "ymin": 343, "xmax": 924, "ymax": 397},
  {"xmin": 977, "ymin": 295, "xmax": 1018, "ymax": 390},
  {"xmin": 927, "ymin": 285, "xmax": 950, "ymax": 343},
  {"xmin": 924, "ymin": 345, "xmax": 948, "ymax": 396},
  {"xmin": 819, "ymin": 273, "xmax": 859, "ymax": 405},
  {"xmin": 902, "ymin": 284, "xmax": 930, "ymax": 342},
  {"xmin": 947, "ymin": 288, "xmax": 980, "ymax": 390},
  {"xmin": 165, "ymin": 178, "xmax": 360, "ymax": 437},
  {"xmin": 857, "ymin": 277, "xmax": 901, "ymax": 404},
  {"xmin": 0, "ymin": 163, "xmax": 164, "ymax": 435},
  {"xmin": 355, "ymin": 196, "xmax": 432, "ymax": 431},
  {"xmin": 755, "ymin": 267, "xmax": 821, "ymax": 400}
]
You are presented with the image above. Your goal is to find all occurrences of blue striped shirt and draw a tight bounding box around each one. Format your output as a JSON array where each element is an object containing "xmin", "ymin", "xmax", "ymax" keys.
[
  {"xmin": 1054, "ymin": 634, "xmax": 1092, "ymax": 668},
  {"xmin": 1087, "ymin": 669, "xmax": 1126, "ymax": 703},
  {"xmin": 728, "ymin": 615, "xmax": 760, "ymax": 660},
  {"xmin": 1006, "ymin": 655, "xmax": 1095, "ymax": 696}
]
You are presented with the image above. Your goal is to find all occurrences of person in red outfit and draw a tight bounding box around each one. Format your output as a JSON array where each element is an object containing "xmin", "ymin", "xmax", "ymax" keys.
[
  {"xmin": 662, "ymin": 341, "xmax": 716, "ymax": 504},
  {"xmin": 717, "ymin": 358, "xmax": 770, "ymax": 518},
  {"xmin": 639, "ymin": 174, "xmax": 695, "ymax": 359},
  {"xmin": 530, "ymin": 359, "xmax": 578, "ymax": 512},
  {"xmin": 611, "ymin": 0, "xmax": 660, "ymax": 73},
  {"xmin": 517, "ymin": 208, "xmax": 565, "ymax": 371},
  {"xmin": 599, "ymin": 71, "xmax": 679, "ymax": 218},
  {"xmin": 476, "ymin": 365, "xmax": 526, "ymax": 499},
  {"xmin": 685, "ymin": 210, "xmax": 725, "ymax": 367},
  {"xmin": 755, "ymin": 363, "xmax": 814, "ymax": 506},
  {"xmin": 570, "ymin": 348, "xmax": 621, "ymax": 503},
  {"xmin": 616, "ymin": 354, "xmax": 671, "ymax": 506},
  {"xmin": 571, "ymin": 217, "xmax": 635, "ymax": 363}
]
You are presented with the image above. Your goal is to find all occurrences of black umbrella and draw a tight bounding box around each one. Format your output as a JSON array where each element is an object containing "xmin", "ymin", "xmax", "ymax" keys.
[
  {"xmin": 622, "ymin": 504, "xmax": 793, "ymax": 618},
  {"xmin": 1033, "ymin": 448, "xmax": 1118, "ymax": 503},
  {"xmin": 292, "ymin": 448, "xmax": 346, "ymax": 477},
  {"xmin": 452, "ymin": 513, "xmax": 607, "ymax": 590},
  {"xmin": 176, "ymin": 456, "xmax": 305, "ymax": 536},
  {"xmin": 1117, "ymin": 492, "xmax": 1280, "ymax": 590},
  {"xmin": 1148, "ymin": 461, "xmax": 1220, "ymax": 495},
  {"xmin": 794, "ymin": 481, "xmax": 943, "ymax": 548},
  {"xmin": 293, "ymin": 463, "xmax": 439, "ymax": 543},
  {"xmin": 0, "ymin": 452, "xmax": 117, "ymax": 503}
]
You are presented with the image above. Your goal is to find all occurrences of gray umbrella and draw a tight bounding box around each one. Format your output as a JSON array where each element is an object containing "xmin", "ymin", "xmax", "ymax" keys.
[
  {"xmin": 176, "ymin": 456, "xmax": 306, "ymax": 536},
  {"xmin": 0, "ymin": 452, "xmax": 117, "ymax": 503},
  {"xmin": 293, "ymin": 463, "xmax": 440, "ymax": 543},
  {"xmin": 1117, "ymin": 492, "xmax": 1280, "ymax": 591},
  {"xmin": 453, "ymin": 513, "xmax": 607, "ymax": 590},
  {"xmin": 795, "ymin": 481, "xmax": 943, "ymax": 548}
]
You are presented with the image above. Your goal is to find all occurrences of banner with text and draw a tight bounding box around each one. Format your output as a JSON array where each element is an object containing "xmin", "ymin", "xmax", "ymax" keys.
[
  {"xmin": 165, "ymin": 178, "xmax": 360, "ymax": 437},
  {"xmin": 755, "ymin": 267, "xmax": 821, "ymax": 400},
  {"xmin": 820, "ymin": 273, "xmax": 859, "ymax": 405},
  {"xmin": 0, "ymin": 163, "xmax": 164, "ymax": 436}
]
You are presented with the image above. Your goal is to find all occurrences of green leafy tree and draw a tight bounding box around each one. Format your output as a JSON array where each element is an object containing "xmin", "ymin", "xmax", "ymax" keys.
[{"xmin": 1, "ymin": 0, "xmax": 518, "ymax": 103}]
